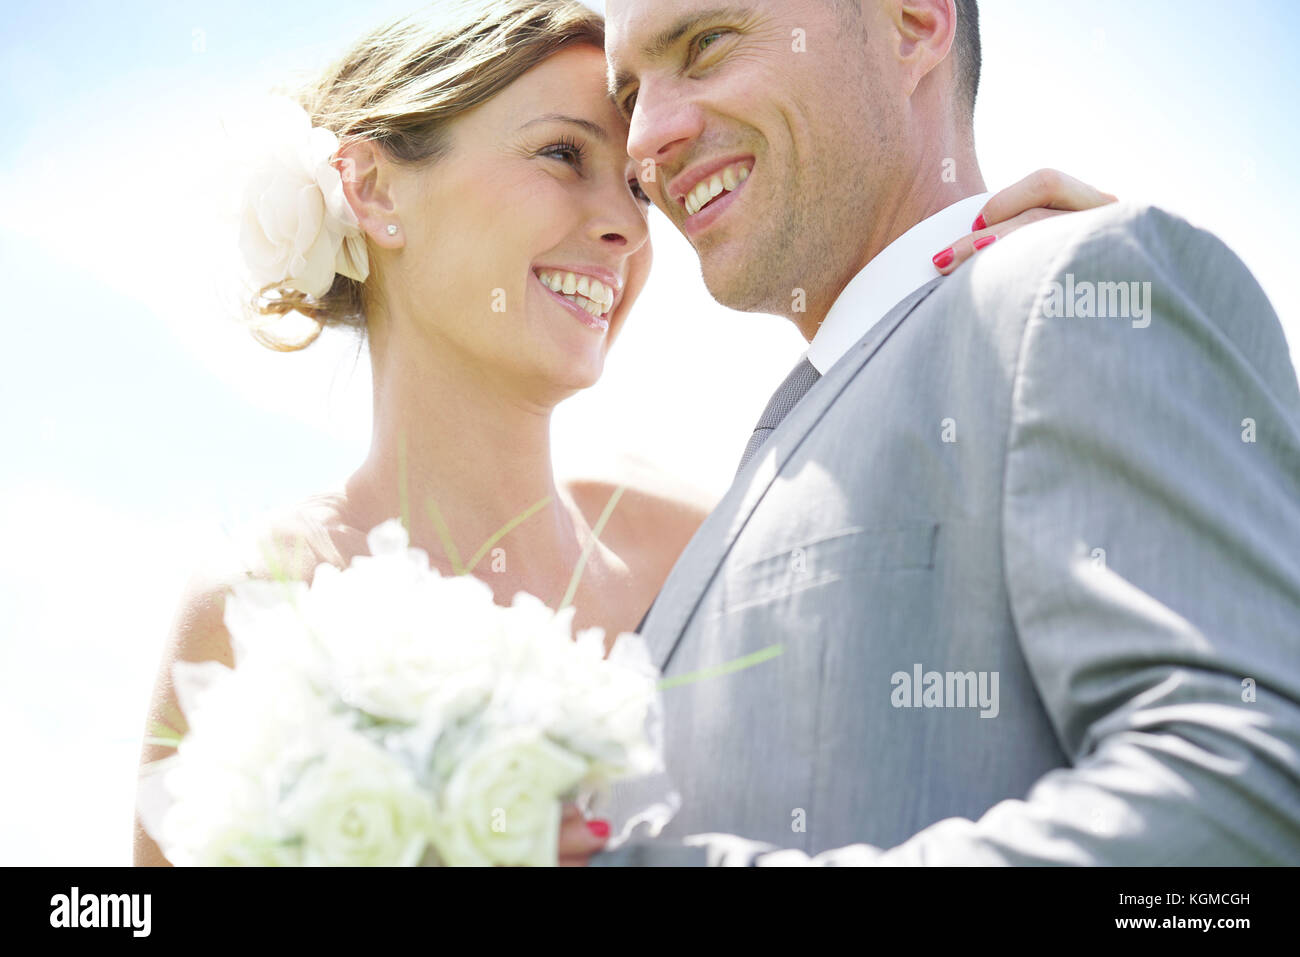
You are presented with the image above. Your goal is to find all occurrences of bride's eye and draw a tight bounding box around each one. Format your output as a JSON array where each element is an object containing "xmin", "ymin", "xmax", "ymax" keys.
[
  {"xmin": 629, "ymin": 177, "xmax": 652, "ymax": 205},
  {"xmin": 538, "ymin": 135, "xmax": 586, "ymax": 169}
]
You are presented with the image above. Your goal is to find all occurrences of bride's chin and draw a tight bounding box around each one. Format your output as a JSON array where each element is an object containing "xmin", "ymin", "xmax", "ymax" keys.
[
  {"xmin": 513, "ymin": 320, "xmax": 611, "ymax": 394},
  {"xmin": 540, "ymin": 334, "xmax": 609, "ymax": 383},
  {"xmin": 561, "ymin": 357, "xmax": 609, "ymax": 395},
  {"xmin": 555, "ymin": 359, "xmax": 605, "ymax": 394},
  {"xmin": 518, "ymin": 348, "xmax": 605, "ymax": 401}
]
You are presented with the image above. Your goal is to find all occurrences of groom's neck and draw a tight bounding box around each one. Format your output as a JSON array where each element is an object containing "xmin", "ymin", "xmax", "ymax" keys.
[{"xmin": 794, "ymin": 144, "xmax": 985, "ymax": 342}]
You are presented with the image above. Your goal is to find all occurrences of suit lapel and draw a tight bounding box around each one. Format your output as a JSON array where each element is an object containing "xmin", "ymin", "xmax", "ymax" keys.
[{"xmin": 644, "ymin": 277, "xmax": 945, "ymax": 673}]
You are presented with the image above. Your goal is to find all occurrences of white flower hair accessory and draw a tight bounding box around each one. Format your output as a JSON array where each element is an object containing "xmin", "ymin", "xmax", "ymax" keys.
[{"xmin": 235, "ymin": 96, "xmax": 370, "ymax": 301}]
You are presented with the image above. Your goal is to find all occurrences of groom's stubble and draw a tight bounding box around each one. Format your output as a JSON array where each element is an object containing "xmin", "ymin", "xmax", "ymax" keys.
[
  {"xmin": 699, "ymin": 92, "xmax": 906, "ymax": 336},
  {"xmin": 698, "ymin": 48, "xmax": 909, "ymax": 337}
]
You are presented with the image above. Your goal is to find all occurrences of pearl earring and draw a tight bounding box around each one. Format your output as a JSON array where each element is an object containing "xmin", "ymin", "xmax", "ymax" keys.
[{"xmin": 386, "ymin": 225, "xmax": 398, "ymax": 236}]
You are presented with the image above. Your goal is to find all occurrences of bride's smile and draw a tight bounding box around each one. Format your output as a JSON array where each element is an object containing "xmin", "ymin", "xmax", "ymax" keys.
[{"xmin": 532, "ymin": 266, "xmax": 623, "ymax": 333}]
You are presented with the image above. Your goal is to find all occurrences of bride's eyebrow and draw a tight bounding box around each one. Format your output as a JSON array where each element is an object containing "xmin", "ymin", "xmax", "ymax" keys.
[{"xmin": 519, "ymin": 113, "xmax": 608, "ymax": 143}]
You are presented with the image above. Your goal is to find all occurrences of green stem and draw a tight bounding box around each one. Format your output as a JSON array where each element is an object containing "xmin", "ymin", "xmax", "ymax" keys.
[
  {"xmin": 397, "ymin": 430, "xmax": 411, "ymax": 537},
  {"xmin": 559, "ymin": 484, "xmax": 625, "ymax": 611},
  {"xmin": 424, "ymin": 497, "xmax": 466, "ymax": 576},
  {"xmin": 656, "ymin": 644, "xmax": 785, "ymax": 691},
  {"xmin": 465, "ymin": 495, "xmax": 553, "ymax": 573}
]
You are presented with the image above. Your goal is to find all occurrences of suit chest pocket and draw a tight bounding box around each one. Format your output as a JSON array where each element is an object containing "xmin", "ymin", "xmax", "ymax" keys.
[{"xmin": 722, "ymin": 522, "xmax": 939, "ymax": 614}]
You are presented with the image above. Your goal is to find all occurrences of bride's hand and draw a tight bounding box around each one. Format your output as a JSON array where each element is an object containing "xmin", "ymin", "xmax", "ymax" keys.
[
  {"xmin": 933, "ymin": 169, "xmax": 1118, "ymax": 275},
  {"xmin": 558, "ymin": 801, "xmax": 610, "ymax": 866}
]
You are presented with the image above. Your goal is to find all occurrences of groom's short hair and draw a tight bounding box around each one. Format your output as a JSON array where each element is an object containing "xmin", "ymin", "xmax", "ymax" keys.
[
  {"xmin": 952, "ymin": 0, "xmax": 982, "ymax": 118},
  {"xmin": 835, "ymin": 0, "xmax": 981, "ymax": 120}
]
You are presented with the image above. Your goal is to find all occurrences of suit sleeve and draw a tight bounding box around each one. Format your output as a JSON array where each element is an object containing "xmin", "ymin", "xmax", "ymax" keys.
[{"xmin": 685, "ymin": 206, "xmax": 1300, "ymax": 865}]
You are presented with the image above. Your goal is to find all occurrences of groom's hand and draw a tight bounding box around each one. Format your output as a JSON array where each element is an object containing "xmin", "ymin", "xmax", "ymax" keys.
[{"xmin": 557, "ymin": 802, "xmax": 610, "ymax": 866}]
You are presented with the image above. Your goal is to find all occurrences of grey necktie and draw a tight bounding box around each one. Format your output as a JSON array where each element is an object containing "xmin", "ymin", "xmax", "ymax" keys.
[{"xmin": 736, "ymin": 357, "xmax": 822, "ymax": 474}]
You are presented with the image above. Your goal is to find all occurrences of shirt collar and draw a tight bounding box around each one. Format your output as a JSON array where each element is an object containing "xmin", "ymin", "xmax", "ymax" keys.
[{"xmin": 804, "ymin": 191, "xmax": 993, "ymax": 375}]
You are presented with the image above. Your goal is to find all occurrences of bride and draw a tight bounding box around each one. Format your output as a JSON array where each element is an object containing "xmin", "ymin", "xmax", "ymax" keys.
[{"xmin": 135, "ymin": 0, "xmax": 1115, "ymax": 866}]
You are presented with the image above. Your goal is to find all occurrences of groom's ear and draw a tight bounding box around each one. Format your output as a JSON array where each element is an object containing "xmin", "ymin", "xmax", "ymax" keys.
[
  {"xmin": 334, "ymin": 139, "xmax": 404, "ymax": 249},
  {"xmin": 886, "ymin": 0, "xmax": 958, "ymax": 98}
]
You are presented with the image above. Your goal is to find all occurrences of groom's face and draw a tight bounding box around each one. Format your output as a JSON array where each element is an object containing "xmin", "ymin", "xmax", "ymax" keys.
[{"xmin": 606, "ymin": 0, "xmax": 903, "ymax": 323}]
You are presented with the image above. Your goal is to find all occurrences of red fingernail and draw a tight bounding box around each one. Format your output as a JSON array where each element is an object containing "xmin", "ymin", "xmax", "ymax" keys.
[
  {"xmin": 973, "ymin": 235, "xmax": 997, "ymax": 250},
  {"xmin": 972, "ymin": 213, "xmax": 987, "ymax": 231},
  {"xmin": 586, "ymin": 819, "xmax": 610, "ymax": 839},
  {"xmin": 932, "ymin": 248, "xmax": 955, "ymax": 269}
]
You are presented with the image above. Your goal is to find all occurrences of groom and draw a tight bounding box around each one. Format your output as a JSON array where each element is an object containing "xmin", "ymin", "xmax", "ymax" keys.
[{"xmin": 596, "ymin": 0, "xmax": 1300, "ymax": 864}]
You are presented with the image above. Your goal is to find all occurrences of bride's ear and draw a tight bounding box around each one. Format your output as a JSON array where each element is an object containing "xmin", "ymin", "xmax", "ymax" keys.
[{"xmin": 334, "ymin": 139, "xmax": 404, "ymax": 249}]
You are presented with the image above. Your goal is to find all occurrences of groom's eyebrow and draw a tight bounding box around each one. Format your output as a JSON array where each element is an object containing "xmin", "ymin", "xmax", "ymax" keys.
[
  {"xmin": 520, "ymin": 114, "xmax": 608, "ymax": 142},
  {"xmin": 610, "ymin": 7, "xmax": 750, "ymax": 96}
]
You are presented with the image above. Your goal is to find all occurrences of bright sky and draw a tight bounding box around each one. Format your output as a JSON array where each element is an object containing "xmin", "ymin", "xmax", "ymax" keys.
[{"xmin": 2, "ymin": 1, "xmax": 1297, "ymax": 864}]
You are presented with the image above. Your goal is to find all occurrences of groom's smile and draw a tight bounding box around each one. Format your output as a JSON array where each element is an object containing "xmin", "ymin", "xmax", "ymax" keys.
[{"xmin": 668, "ymin": 156, "xmax": 754, "ymax": 236}]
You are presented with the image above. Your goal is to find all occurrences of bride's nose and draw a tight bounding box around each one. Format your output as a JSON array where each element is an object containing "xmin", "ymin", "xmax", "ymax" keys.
[{"xmin": 586, "ymin": 187, "xmax": 650, "ymax": 252}]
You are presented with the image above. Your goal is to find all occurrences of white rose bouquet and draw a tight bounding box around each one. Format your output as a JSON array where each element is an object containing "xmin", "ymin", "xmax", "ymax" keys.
[{"xmin": 137, "ymin": 518, "xmax": 674, "ymax": 867}]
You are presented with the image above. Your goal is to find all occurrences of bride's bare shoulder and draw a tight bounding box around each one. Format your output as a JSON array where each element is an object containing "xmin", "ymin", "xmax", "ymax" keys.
[
  {"xmin": 563, "ymin": 456, "xmax": 719, "ymax": 578},
  {"xmin": 214, "ymin": 496, "xmax": 350, "ymax": 584},
  {"xmin": 169, "ymin": 493, "xmax": 356, "ymax": 649}
]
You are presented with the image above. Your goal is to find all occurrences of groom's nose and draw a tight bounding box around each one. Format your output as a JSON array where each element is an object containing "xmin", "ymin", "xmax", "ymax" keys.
[{"xmin": 626, "ymin": 81, "xmax": 705, "ymax": 179}]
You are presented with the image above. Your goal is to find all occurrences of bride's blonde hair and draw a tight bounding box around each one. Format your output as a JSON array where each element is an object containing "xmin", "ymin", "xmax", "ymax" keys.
[{"xmin": 252, "ymin": 0, "xmax": 605, "ymax": 352}]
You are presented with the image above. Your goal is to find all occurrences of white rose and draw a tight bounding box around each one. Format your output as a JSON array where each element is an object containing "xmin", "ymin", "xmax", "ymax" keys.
[
  {"xmin": 278, "ymin": 726, "xmax": 435, "ymax": 867},
  {"xmin": 428, "ymin": 725, "xmax": 588, "ymax": 867},
  {"xmin": 154, "ymin": 656, "xmax": 337, "ymax": 865},
  {"xmin": 236, "ymin": 96, "xmax": 368, "ymax": 299},
  {"xmin": 301, "ymin": 527, "xmax": 501, "ymax": 724},
  {"xmin": 465, "ymin": 594, "xmax": 663, "ymax": 783},
  {"xmin": 498, "ymin": 612, "xmax": 660, "ymax": 779},
  {"xmin": 193, "ymin": 818, "xmax": 306, "ymax": 867},
  {"xmin": 221, "ymin": 577, "xmax": 331, "ymax": 683}
]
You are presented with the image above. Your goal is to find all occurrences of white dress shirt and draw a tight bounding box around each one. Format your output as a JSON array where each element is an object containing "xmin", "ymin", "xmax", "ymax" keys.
[{"xmin": 805, "ymin": 192, "xmax": 993, "ymax": 375}]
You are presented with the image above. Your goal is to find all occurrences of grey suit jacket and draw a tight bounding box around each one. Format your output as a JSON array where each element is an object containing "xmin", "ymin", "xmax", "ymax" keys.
[{"xmin": 619, "ymin": 202, "xmax": 1300, "ymax": 865}]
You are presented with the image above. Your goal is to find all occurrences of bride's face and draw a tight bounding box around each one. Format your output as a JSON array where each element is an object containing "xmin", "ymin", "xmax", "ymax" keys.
[{"xmin": 385, "ymin": 44, "xmax": 652, "ymax": 400}]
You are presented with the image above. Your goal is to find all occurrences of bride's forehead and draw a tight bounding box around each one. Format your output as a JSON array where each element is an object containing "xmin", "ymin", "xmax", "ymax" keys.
[
  {"xmin": 508, "ymin": 45, "xmax": 612, "ymax": 99},
  {"xmin": 489, "ymin": 51, "xmax": 627, "ymax": 123}
]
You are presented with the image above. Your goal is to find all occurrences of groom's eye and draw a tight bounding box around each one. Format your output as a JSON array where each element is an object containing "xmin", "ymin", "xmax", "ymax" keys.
[{"xmin": 690, "ymin": 29, "xmax": 728, "ymax": 61}]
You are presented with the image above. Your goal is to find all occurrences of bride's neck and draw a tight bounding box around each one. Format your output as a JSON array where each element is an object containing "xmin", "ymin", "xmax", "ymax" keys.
[{"xmin": 339, "ymin": 319, "xmax": 589, "ymax": 598}]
